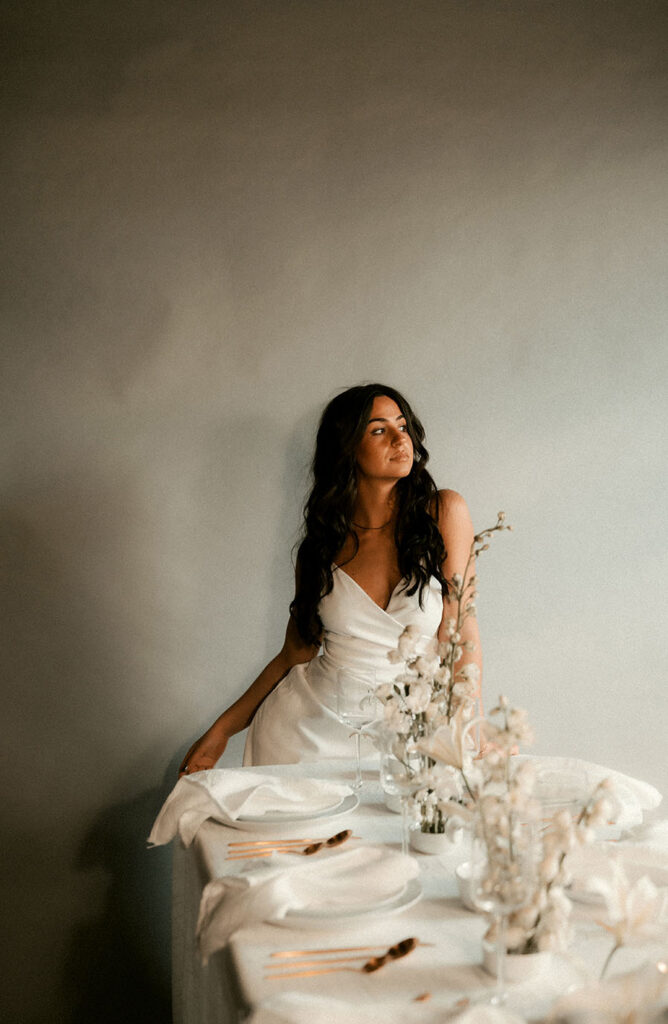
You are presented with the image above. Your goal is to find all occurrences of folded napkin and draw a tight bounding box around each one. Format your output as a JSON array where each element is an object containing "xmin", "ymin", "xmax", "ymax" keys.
[
  {"xmin": 148, "ymin": 770, "xmax": 352, "ymax": 846},
  {"xmin": 247, "ymin": 993, "xmax": 526, "ymax": 1024},
  {"xmin": 197, "ymin": 844, "xmax": 420, "ymax": 962},
  {"xmin": 567, "ymin": 819, "xmax": 668, "ymax": 894},
  {"xmin": 518, "ymin": 756, "xmax": 662, "ymax": 829}
]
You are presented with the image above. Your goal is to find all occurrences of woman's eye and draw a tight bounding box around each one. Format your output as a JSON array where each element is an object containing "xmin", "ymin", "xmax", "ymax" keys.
[{"xmin": 371, "ymin": 427, "xmax": 384, "ymax": 435}]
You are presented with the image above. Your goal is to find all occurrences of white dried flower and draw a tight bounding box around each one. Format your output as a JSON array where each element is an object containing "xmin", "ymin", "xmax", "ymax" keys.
[
  {"xmin": 578, "ymin": 825, "xmax": 596, "ymax": 845},
  {"xmin": 424, "ymin": 700, "xmax": 443, "ymax": 723},
  {"xmin": 592, "ymin": 860, "xmax": 668, "ymax": 947},
  {"xmin": 512, "ymin": 761, "xmax": 536, "ymax": 792},
  {"xmin": 384, "ymin": 705, "xmax": 411, "ymax": 735},
  {"xmin": 548, "ymin": 885, "xmax": 572, "ymax": 919},
  {"xmin": 457, "ymin": 663, "xmax": 481, "ymax": 684},
  {"xmin": 397, "ymin": 634, "xmax": 418, "ymax": 658},
  {"xmin": 586, "ymin": 796, "xmax": 612, "ymax": 827},
  {"xmin": 433, "ymin": 664, "xmax": 451, "ymax": 685},
  {"xmin": 506, "ymin": 707, "xmax": 534, "ymax": 745},
  {"xmin": 404, "ymin": 680, "xmax": 432, "ymax": 714},
  {"xmin": 414, "ymin": 655, "xmax": 439, "ymax": 678}
]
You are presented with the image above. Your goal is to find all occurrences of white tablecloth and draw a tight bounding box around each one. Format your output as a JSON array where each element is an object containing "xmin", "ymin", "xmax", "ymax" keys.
[{"xmin": 171, "ymin": 760, "xmax": 667, "ymax": 1024}]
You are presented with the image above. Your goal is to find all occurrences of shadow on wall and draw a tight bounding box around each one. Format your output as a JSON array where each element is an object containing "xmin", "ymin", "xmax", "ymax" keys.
[
  {"xmin": 2, "ymin": 399, "xmax": 315, "ymax": 1022},
  {"xmin": 2, "ymin": 488, "xmax": 176, "ymax": 1023},
  {"xmin": 65, "ymin": 775, "xmax": 175, "ymax": 1024}
]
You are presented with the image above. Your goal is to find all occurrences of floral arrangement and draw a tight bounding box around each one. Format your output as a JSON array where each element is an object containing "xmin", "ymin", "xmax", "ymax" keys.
[
  {"xmin": 372, "ymin": 506, "xmax": 667, "ymax": 982},
  {"xmin": 420, "ymin": 696, "xmax": 618, "ymax": 954},
  {"xmin": 504, "ymin": 771, "xmax": 614, "ymax": 954},
  {"xmin": 372, "ymin": 512, "xmax": 511, "ymax": 835},
  {"xmin": 548, "ymin": 865, "xmax": 668, "ymax": 1022}
]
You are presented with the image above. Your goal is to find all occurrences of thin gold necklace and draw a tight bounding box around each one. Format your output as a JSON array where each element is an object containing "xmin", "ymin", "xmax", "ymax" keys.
[{"xmin": 352, "ymin": 518, "xmax": 393, "ymax": 530}]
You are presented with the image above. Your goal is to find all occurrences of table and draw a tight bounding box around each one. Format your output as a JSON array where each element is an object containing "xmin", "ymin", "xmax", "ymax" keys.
[{"xmin": 171, "ymin": 760, "xmax": 666, "ymax": 1024}]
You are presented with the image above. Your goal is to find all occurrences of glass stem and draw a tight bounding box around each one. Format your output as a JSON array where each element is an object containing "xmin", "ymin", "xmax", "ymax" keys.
[
  {"xmin": 400, "ymin": 796, "xmax": 409, "ymax": 855},
  {"xmin": 493, "ymin": 912, "xmax": 507, "ymax": 1005},
  {"xmin": 353, "ymin": 731, "xmax": 362, "ymax": 790}
]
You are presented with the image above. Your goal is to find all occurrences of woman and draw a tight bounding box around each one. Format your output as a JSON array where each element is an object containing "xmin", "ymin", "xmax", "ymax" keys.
[{"xmin": 178, "ymin": 383, "xmax": 481, "ymax": 775}]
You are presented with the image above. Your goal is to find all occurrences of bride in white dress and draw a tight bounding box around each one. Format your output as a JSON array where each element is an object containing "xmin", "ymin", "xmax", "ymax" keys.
[{"xmin": 178, "ymin": 384, "xmax": 481, "ymax": 773}]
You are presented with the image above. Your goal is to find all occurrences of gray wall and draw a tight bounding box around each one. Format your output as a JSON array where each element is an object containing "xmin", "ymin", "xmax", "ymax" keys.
[{"xmin": 2, "ymin": 1, "xmax": 667, "ymax": 1020}]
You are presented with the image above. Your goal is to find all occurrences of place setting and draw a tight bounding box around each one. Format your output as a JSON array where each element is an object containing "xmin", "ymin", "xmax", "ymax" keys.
[
  {"xmin": 148, "ymin": 761, "xmax": 425, "ymax": 966},
  {"xmin": 195, "ymin": 840, "xmax": 422, "ymax": 961},
  {"xmin": 148, "ymin": 769, "xmax": 360, "ymax": 846}
]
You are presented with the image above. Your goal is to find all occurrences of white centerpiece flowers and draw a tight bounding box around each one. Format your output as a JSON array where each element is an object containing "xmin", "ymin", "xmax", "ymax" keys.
[
  {"xmin": 419, "ymin": 695, "xmax": 620, "ymax": 958},
  {"xmin": 372, "ymin": 513, "xmax": 511, "ymax": 837}
]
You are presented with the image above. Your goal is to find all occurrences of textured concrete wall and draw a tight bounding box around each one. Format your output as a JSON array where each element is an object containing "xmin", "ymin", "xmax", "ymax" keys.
[{"xmin": 2, "ymin": 1, "xmax": 667, "ymax": 1020}]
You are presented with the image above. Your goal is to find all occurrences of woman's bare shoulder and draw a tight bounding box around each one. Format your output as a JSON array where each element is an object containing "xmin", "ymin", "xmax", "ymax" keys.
[
  {"xmin": 434, "ymin": 488, "xmax": 471, "ymax": 520},
  {"xmin": 433, "ymin": 489, "xmax": 474, "ymax": 544}
]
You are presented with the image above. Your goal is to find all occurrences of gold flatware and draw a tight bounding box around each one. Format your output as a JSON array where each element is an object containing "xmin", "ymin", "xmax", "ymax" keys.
[
  {"xmin": 266, "ymin": 937, "xmax": 420, "ymax": 979},
  {"xmin": 272, "ymin": 943, "xmax": 392, "ymax": 958},
  {"xmin": 270, "ymin": 939, "xmax": 434, "ymax": 958},
  {"xmin": 228, "ymin": 831, "xmax": 357, "ymax": 848},
  {"xmin": 226, "ymin": 829, "xmax": 355, "ymax": 860},
  {"xmin": 267, "ymin": 954, "xmax": 381, "ymax": 969}
]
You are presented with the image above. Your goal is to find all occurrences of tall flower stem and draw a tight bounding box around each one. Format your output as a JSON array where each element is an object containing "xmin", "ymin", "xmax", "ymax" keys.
[{"xmin": 600, "ymin": 942, "xmax": 621, "ymax": 980}]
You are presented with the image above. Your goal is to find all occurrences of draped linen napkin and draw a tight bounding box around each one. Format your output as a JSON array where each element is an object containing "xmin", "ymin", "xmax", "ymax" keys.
[
  {"xmin": 518, "ymin": 755, "xmax": 662, "ymax": 828},
  {"xmin": 246, "ymin": 993, "xmax": 526, "ymax": 1024},
  {"xmin": 567, "ymin": 818, "xmax": 668, "ymax": 894},
  {"xmin": 196, "ymin": 844, "xmax": 420, "ymax": 962},
  {"xmin": 148, "ymin": 770, "xmax": 352, "ymax": 847}
]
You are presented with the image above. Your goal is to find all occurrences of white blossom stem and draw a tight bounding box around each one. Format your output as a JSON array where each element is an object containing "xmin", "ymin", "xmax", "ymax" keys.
[{"xmin": 600, "ymin": 941, "xmax": 621, "ymax": 980}]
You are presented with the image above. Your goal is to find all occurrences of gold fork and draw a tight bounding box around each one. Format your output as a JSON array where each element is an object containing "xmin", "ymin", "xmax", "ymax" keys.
[
  {"xmin": 226, "ymin": 829, "xmax": 355, "ymax": 860},
  {"xmin": 266, "ymin": 937, "xmax": 420, "ymax": 979}
]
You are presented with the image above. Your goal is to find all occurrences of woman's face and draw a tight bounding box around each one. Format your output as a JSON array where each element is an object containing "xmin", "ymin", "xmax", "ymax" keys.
[{"xmin": 355, "ymin": 395, "xmax": 414, "ymax": 481}]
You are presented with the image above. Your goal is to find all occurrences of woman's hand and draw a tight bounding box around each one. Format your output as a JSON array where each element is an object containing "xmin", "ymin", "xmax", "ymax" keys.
[{"xmin": 178, "ymin": 726, "xmax": 228, "ymax": 777}]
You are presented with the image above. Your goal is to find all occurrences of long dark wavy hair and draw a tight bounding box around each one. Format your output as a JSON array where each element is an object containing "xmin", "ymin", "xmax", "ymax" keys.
[{"xmin": 290, "ymin": 383, "xmax": 447, "ymax": 645}]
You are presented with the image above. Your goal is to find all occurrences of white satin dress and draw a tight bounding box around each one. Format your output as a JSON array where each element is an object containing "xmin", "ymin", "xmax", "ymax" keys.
[{"xmin": 243, "ymin": 566, "xmax": 444, "ymax": 765}]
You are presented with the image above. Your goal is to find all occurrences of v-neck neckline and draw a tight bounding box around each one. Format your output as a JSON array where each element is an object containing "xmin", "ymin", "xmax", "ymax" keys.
[{"xmin": 333, "ymin": 564, "xmax": 404, "ymax": 614}]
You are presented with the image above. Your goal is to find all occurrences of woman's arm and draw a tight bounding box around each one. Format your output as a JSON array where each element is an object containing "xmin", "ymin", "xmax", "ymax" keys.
[
  {"xmin": 178, "ymin": 615, "xmax": 319, "ymax": 776},
  {"xmin": 435, "ymin": 489, "xmax": 483, "ymax": 716}
]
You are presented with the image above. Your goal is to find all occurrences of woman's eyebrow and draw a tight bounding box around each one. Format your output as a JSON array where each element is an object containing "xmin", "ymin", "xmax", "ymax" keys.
[{"xmin": 367, "ymin": 414, "xmax": 406, "ymax": 424}]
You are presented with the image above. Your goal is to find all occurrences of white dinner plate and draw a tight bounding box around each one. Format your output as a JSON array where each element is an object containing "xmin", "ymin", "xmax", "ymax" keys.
[
  {"xmin": 234, "ymin": 793, "xmax": 359, "ymax": 830},
  {"xmin": 270, "ymin": 878, "xmax": 423, "ymax": 930}
]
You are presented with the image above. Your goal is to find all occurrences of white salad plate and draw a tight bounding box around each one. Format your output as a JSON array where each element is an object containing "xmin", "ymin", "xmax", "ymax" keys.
[
  {"xmin": 235, "ymin": 793, "xmax": 359, "ymax": 830},
  {"xmin": 270, "ymin": 878, "xmax": 423, "ymax": 930}
]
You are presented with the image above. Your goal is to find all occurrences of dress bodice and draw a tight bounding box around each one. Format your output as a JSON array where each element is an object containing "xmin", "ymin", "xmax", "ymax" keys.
[
  {"xmin": 310, "ymin": 566, "xmax": 443, "ymax": 690},
  {"xmin": 243, "ymin": 565, "xmax": 444, "ymax": 765}
]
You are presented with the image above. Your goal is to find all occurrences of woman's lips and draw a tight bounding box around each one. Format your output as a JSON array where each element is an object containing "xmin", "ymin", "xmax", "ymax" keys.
[{"xmin": 391, "ymin": 450, "xmax": 411, "ymax": 461}]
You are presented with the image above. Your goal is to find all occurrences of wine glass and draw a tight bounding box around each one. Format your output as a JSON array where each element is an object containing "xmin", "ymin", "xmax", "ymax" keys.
[
  {"xmin": 469, "ymin": 818, "xmax": 538, "ymax": 1006},
  {"xmin": 336, "ymin": 670, "xmax": 377, "ymax": 791},
  {"xmin": 379, "ymin": 749, "xmax": 420, "ymax": 854}
]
